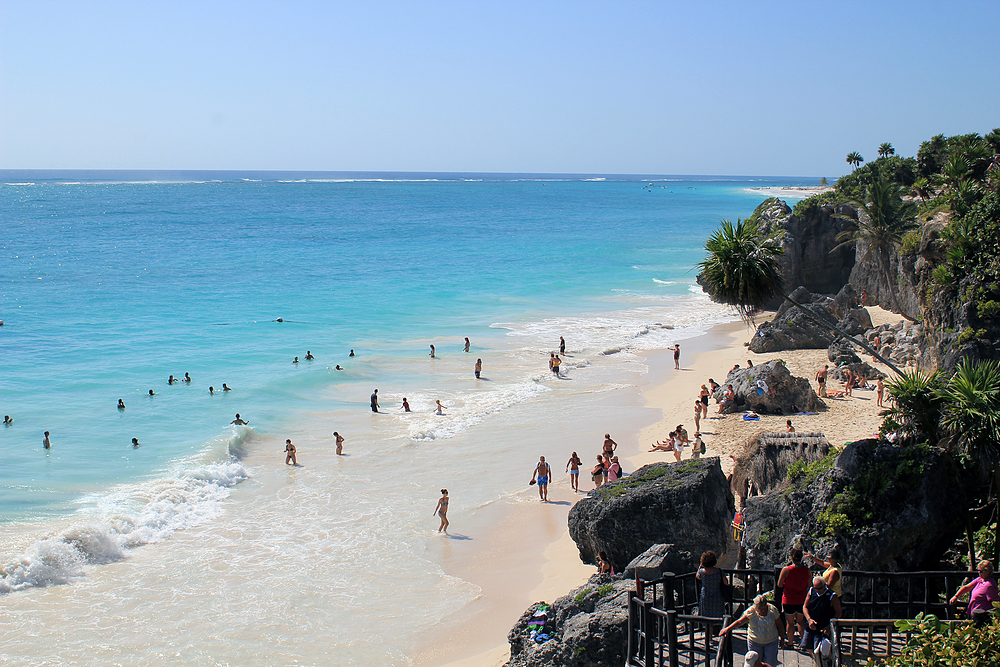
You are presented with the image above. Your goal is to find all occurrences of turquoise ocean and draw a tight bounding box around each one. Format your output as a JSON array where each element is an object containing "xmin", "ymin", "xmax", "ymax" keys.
[{"xmin": 0, "ymin": 172, "xmax": 810, "ymax": 665}]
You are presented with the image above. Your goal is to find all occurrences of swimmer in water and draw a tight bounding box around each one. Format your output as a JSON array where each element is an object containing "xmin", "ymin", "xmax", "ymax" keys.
[
  {"xmin": 305, "ymin": 351, "xmax": 314, "ymax": 360},
  {"xmin": 284, "ymin": 439, "xmax": 297, "ymax": 465},
  {"xmin": 209, "ymin": 386, "xmax": 214, "ymax": 394},
  {"xmin": 168, "ymin": 375, "xmax": 176, "ymax": 385},
  {"xmin": 117, "ymin": 399, "xmax": 125, "ymax": 410},
  {"xmin": 401, "ymin": 397, "xmax": 411, "ymax": 412},
  {"xmin": 475, "ymin": 358, "xmax": 482, "ymax": 379},
  {"xmin": 3, "ymin": 415, "xmax": 11, "ymax": 426},
  {"xmin": 429, "ymin": 344, "xmax": 435, "ymax": 358},
  {"xmin": 334, "ymin": 431, "xmax": 344, "ymax": 455},
  {"xmin": 293, "ymin": 357, "xmax": 299, "ymax": 364},
  {"xmin": 131, "ymin": 438, "xmax": 140, "ymax": 448},
  {"xmin": 435, "ymin": 400, "xmax": 446, "ymax": 415},
  {"xmin": 231, "ymin": 413, "xmax": 249, "ymax": 425},
  {"xmin": 464, "ymin": 337, "xmax": 470, "ymax": 352},
  {"xmin": 43, "ymin": 431, "xmax": 50, "ymax": 449},
  {"xmin": 148, "ymin": 389, "xmax": 155, "ymax": 396},
  {"xmin": 371, "ymin": 389, "xmax": 380, "ymax": 413},
  {"xmin": 349, "ymin": 349, "xmax": 355, "ymax": 357},
  {"xmin": 335, "ymin": 365, "xmax": 343, "ymax": 370},
  {"xmin": 184, "ymin": 373, "xmax": 191, "ymax": 382},
  {"xmin": 222, "ymin": 383, "xmax": 231, "ymax": 391}
]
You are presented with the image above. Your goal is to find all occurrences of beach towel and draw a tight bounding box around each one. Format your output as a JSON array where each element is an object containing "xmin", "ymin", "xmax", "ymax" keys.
[
  {"xmin": 743, "ymin": 414, "xmax": 760, "ymax": 421},
  {"xmin": 795, "ymin": 411, "xmax": 818, "ymax": 415}
]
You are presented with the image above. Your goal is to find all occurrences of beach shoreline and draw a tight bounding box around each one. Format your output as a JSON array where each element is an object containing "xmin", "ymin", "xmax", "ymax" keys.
[{"xmin": 429, "ymin": 307, "xmax": 901, "ymax": 666}]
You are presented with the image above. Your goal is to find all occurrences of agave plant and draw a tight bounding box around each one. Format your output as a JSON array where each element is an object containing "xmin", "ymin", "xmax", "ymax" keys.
[
  {"xmin": 699, "ymin": 217, "xmax": 903, "ymax": 375},
  {"xmin": 881, "ymin": 369, "xmax": 945, "ymax": 443}
]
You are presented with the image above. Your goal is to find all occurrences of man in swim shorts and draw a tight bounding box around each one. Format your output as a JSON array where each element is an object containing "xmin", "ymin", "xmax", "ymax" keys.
[
  {"xmin": 231, "ymin": 414, "xmax": 248, "ymax": 425},
  {"xmin": 371, "ymin": 389, "xmax": 379, "ymax": 413},
  {"xmin": 815, "ymin": 365, "xmax": 828, "ymax": 397},
  {"xmin": 532, "ymin": 456, "xmax": 551, "ymax": 502},
  {"xmin": 475, "ymin": 358, "xmax": 482, "ymax": 378}
]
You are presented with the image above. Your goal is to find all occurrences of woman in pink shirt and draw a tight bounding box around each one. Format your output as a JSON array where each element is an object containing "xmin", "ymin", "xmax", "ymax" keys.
[{"xmin": 951, "ymin": 560, "xmax": 999, "ymax": 626}]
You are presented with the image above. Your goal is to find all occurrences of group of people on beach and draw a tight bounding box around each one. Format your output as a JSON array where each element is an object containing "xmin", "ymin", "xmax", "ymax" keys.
[{"xmin": 814, "ymin": 364, "xmax": 883, "ymax": 404}]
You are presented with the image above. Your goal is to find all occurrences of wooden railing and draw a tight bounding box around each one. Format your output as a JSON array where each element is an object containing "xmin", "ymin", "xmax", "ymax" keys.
[{"xmin": 627, "ymin": 568, "xmax": 979, "ymax": 667}]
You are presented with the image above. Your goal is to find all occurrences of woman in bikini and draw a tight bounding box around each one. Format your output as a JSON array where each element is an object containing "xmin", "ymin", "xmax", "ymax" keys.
[
  {"xmin": 434, "ymin": 489, "xmax": 450, "ymax": 533},
  {"xmin": 566, "ymin": 451, "xmax": 582, "ymax": 492}
]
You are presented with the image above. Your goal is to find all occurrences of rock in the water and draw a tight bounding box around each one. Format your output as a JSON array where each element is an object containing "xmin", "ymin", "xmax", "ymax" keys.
[
  {"xmin": 506, "ymin": 574, "xmax": 631, "ymax": 667},
  {"xmin": 713, "ymin": 359, "xmax": 824, "ymax": 415},
  {"xmin": 749, "ymin": 285, "xmax": 872, "ymax": 353},
  {"xmin": 568, "ymin": 458, "xmax": 733, "ymax": 574}
]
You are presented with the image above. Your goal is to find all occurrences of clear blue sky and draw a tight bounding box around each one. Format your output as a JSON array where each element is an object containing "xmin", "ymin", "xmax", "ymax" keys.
[{"xmin": 2, "ymin": 1, "xmax": 997, "ymax": 176}]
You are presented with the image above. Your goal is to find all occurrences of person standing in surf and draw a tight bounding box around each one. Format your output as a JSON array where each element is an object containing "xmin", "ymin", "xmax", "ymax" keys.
[
  {"xmin": 464, "ymin": 337, "xmax": 470, "ymax": 352},
  {"xmin": 370, "ymin": 389, "xmax": 379, "ymax": 413},
  {"xmin": 475, "ymin": 358, "xmax": 482, "ymax": 379},
  {"xmin": 334, "ymin": 431, "xmax": 344, "ymax": 455},
  {"xmin": 434, "ymin": 489, "xmax": 450, "ymax": 533},
  {"xmin": 672, "ymin": 344, "xmax": 681, "ymax": 370},
  {"xmin": 284, "ymin": 439, "xmax": 297, "ymax": 465},
  {"xmin": 559, "ymin": 336, "xmax": 566, "ymax": 355}
]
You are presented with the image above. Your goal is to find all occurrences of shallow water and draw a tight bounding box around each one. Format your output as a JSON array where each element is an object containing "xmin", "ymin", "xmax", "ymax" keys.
[{"xmin": 0, "ymin": 171, "xmax": 799, "ymax": 664}]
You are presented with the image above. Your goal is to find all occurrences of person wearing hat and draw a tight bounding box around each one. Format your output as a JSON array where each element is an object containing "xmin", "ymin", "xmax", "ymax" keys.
[
  {"xmin": 720, "ymin": 593, "xmax": 783, "ymax": 666},
  {"xmin": 743, "ymin": 650, "xmax": 773, "ymax": 667}
]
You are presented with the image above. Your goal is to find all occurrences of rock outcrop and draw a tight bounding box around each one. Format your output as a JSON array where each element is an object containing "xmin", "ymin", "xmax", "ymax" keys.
[
  {"xmin": 749, "ymin": 285, "xmax": 873, "ymax": 354},
  {"xmin": 505, "ymin": 574, "xmax": 631, "ymax": 667},
  {"xmin": 568, "ymin": 458, "xmax": 733, "ymax": 574},
  {"xmin": 713, "ymin": 359, "xmax": 824, "ymax": 415},
  {"xmin": 741, "ymin": 439, "xmax": 985, "ymax": 571},
  {"xmin": 729, "ymin": 431, "xmax": 832, "ymax": 502}
]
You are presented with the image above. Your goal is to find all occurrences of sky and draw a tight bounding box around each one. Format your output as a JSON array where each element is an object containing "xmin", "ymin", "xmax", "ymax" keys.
[{"xmin": 1, "ymin": 1, "xmax": 997, "ymax": 177}]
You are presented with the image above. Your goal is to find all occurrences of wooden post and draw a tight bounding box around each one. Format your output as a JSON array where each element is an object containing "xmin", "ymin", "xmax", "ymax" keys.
[{"xmin": 666, "ymin": 609, "xmax": 679, "ymax": 667}]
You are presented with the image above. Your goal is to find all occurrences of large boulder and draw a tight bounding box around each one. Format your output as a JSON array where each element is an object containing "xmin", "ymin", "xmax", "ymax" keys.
[
  {"xmin": 505, "ymin": 574, "xmax": 630, "ymax": 667},
  {"xmin": 749, "ymin": 285, "xmax": 872, "ymax": 353},
  {"xmin": 568, "ymin": 458, "xmax": 733, "ymax": 574},
  {"xmin": 741, "ymin": 439, "xmax": 986, "ymax": 571},
  {"xmin": 713, "ymin": 359, "xmax": 824, "ymax": 415},
  {"xmin": 729, "ymin": 431, "xmax": 832, "ymax": 502}
]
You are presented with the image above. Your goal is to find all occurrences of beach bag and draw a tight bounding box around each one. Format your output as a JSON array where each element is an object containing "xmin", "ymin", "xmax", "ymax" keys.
[{"xmin": 700, "ymin": 439, "xmax": 706, "ymax": 455}]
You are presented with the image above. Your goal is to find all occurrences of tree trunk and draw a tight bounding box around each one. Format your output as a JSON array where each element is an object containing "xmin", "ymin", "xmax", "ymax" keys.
[
  {"xmin": 993, "ymin": 464, "xmax": 1000, "ymax": 567},
  {"xmin": 782, "ymin": 294, "xmax": 906, "ymax": 377}
]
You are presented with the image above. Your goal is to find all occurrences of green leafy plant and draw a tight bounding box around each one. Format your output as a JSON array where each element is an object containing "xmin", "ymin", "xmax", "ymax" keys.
[
  {"xmin": 869, "ymin": 612, "xmax": 1000, "ymax": 666},
  {"xmin": 574, "ymin": 588, "xmax": 591, "ymax": 604},
  {"xmin": 597, "ymin": 584, "xmax": 614, "ymax": 598}
]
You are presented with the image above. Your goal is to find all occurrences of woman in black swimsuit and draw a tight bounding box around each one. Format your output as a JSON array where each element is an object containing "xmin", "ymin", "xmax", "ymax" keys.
[{"xmin": 434, "ymin": 489, "xmax": 450, "ymax": 533}]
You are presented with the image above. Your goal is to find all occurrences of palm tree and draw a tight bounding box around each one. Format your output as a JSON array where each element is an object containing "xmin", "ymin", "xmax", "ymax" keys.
[
  {"xmin": 847, "ymin": 152, "xmax": 864, "ymax": 171},
  {"xmin": 878, "ymin": 143, "xmax": 895, "ymax": 158},
  {"xmin": 911, "ymin": 177, "xmax": 932, "ymax": 202},
  {"xmin": 835, "ymin": 176, "xmax": 917, "ymax": 315},
  {"xmin": 938, "ymin": 358, "xmax": 1000, "ymax": 561},
  {"xmin": 699, "ymin": 217, "xmax": 904, "ymax": 376}
]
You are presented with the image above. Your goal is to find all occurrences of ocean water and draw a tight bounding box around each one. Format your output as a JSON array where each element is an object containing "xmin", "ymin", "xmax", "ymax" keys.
[{"xmin": 0, "ymin": 171, "xmax": 810, "ymax": 664}]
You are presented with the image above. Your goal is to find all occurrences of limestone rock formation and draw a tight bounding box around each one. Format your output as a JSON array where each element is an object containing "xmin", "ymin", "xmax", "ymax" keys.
[
  {"xmin": 713, "ymin": 359, "xmax": 824, "ymax": 415},
  {"xmin": 729, "ymin": 431, "xmax": 832, "ymax": 503},
  {"xmin": 749, "ymin": 285, "xmax": 872, "ymax": 353},
  {"xmin": 623, "ymin": 543, "xmax": 689, "ymax": 581},
  {"xmin": 741, "ymin": 439, "xmax": 982, "ymax": 571},
  {"xmin": 567, "ymin": 458, "xmax": 733, "ymax": 574},
  {"xmin": 505, "ymin": 574, "xmax": 631, "ymax": 667}
]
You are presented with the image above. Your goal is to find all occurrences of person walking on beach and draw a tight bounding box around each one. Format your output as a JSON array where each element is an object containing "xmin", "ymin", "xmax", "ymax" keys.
[
  {"xmin": 551, "ymin": 354, "xmax": 562, "ymax": 377},
  {"xmin": 591, "ymin": 455, "xmax": 606, "ymax": 489},
  {"xmin": 559, "ymin": 336, "xmax": 566, "ymax": 355},
  {"xmin": 699, "ymin": 384, "xmax": 710, "ymax": 418},
  {"xmin": 815, "ymin": 365, "xmax": 828, "ymax": 397},
  {"xmin": 43, "ymin": 431, "xmax": 51, "ymax": 450},
  {"xmin": 694, "ymin": 399, "xmax": 702, "ymax": 433},
  {"xmin": 475, "ymin": 358, "xmax": 482, "ymax": 379},
  {"xmin": 371, "ymin": 389, "xmax": 380, "ymax": 413},
  {"xmin": 602, "ymin": 433, "xmax": 618, "ymax": 458},
  {"xmin": 876, "ymin": 377, "xmax": 884, "ymax": 407},
  {"xmin": 334, "ymin": 431, "xmax": 344, "ymax": 455},
  {"xmin": 672, "ymin": 344, "xmax": 681, "ymax": 370},
  {"xmin": 434, "ymin": 489, "xmax": 450, "ymax": 533},
  {"xmin": 566, "ymin": 451, "xmax": 582, "ymax": 492},
  {"xmin": 284, "ymin": 439, "xmax": 297, "ymax": 465},
  {"xmin": 532, "ymin": 456, "xmax": 551, "ymax": 501},
  {"xmin": 231, "ymin": 414, "xmax": 249, "ymax": 425},
  {"xmin": 464, "ymin": 337, "xmax": 470, "ymax": 352}
]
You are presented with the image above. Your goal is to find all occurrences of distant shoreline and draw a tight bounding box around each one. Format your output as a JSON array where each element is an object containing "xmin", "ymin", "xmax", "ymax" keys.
[{"xmin": 744, "ymin": 185, "xmax": 833, "ymax": 199}]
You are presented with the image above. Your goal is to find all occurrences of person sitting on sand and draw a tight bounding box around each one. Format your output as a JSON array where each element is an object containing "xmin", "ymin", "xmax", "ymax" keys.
[
  {"xmin": 786, "ymin": 419, "xmax": 795, "ymax": 432},
  {"xmin": 434, "ymin": 489, "xmax": 450, "ymax": 533},
  {"xmin": 719, "ymin": 385, "xmax": 736, "ymax": 413},
  {"xmin": 649, "ymin": 432, "xmax": 676, "ymax": 452},
  {"xmin": 284, "ymin": 439, "xmax": 297, "ymax": 465}
]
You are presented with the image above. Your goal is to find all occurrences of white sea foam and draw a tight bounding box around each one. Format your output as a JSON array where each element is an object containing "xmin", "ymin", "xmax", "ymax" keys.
[{"xmin": 403, "ymin": 379, "xmax": 551, "ymax": 441}]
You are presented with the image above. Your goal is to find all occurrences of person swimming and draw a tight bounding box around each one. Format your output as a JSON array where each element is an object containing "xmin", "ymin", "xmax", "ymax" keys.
[
  {"xmin": 183, "ymin": 373, "xmax": 191, "ymax": 382},
  {"xmin": 335, "ymin": 365, "xmax": 343, "ymax": 370},
  {"xmin": 3, "ymin": 415, "xmax": 11, "ymax": 425},
  {"xmin": 401, "ymin": 397, "xmax": 411, "ymax": 412},
  {"xmin": 349, "ymin": 349, "xmax": 355, "ymax": 357},
  {"xmin": 305, "ymin": 351, "xmax": 314, "ymax": 360},
  {"xmin": 43, "ymin": 431, "xmax": 50, "ymax": 449},
  {"xmin": 209, "ymin": 386, "xmax": 214, "ymax": 394},
  {"xmin": 293, "ymin": 357, "xmax": 299, "ymax": 363},
  {"xmin": 131, "ymin": 437, "xmax": 140, "ymax": 448},
  {"xmin": 222, "ymin": 383, "xmax": 231, "ymax": 391},
  {"xmin": 168, "ymin": 375, "xmax": 176, "ymax": 385},
  {"xmin": 117, "ymin": 399, "xmax": 125, "ymax": 410},
  {"xmin": 148, "ymin": 389, "xmax": 155, "ymax": 396},
  {"xmin": 231, "ymin": 413, "xmax": 248, "ymax": 425}
]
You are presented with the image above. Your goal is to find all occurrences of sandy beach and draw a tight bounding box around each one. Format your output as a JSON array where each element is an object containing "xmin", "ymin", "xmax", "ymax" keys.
[
  {"xmin": 743, "ymin": 185, "xmax": 833, "ymax": 199},
  {"xmin": 434, "ymin": 306, "xmax": 902, "ymax": 667}
]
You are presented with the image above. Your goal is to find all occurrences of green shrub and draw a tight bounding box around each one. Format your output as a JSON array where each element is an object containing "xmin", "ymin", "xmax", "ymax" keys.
[
  {"xmin": 901, "ymin": 230, "xmax": 921, "ymax": 254},
  {"xmin": 978, "ymin": 300, "xmax": 1000, "ymax": 319},
  {"xmin": 574, "ymin": 588, "xmax": 591, "ymax": 604},
  {"xmin": 597, "ymin": 584, "xmax": 614, "ymax": 598},
  {"xmin": 817, "ymin": 506, "xmax": 853, "ymax": 536},
  {"xmin": 932, "ymin": 264, "xmax": 953, "ymax": 286},
  {"xmin": 869, "ymin": 612, "xmax": 1000, "ymax": 666}
]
